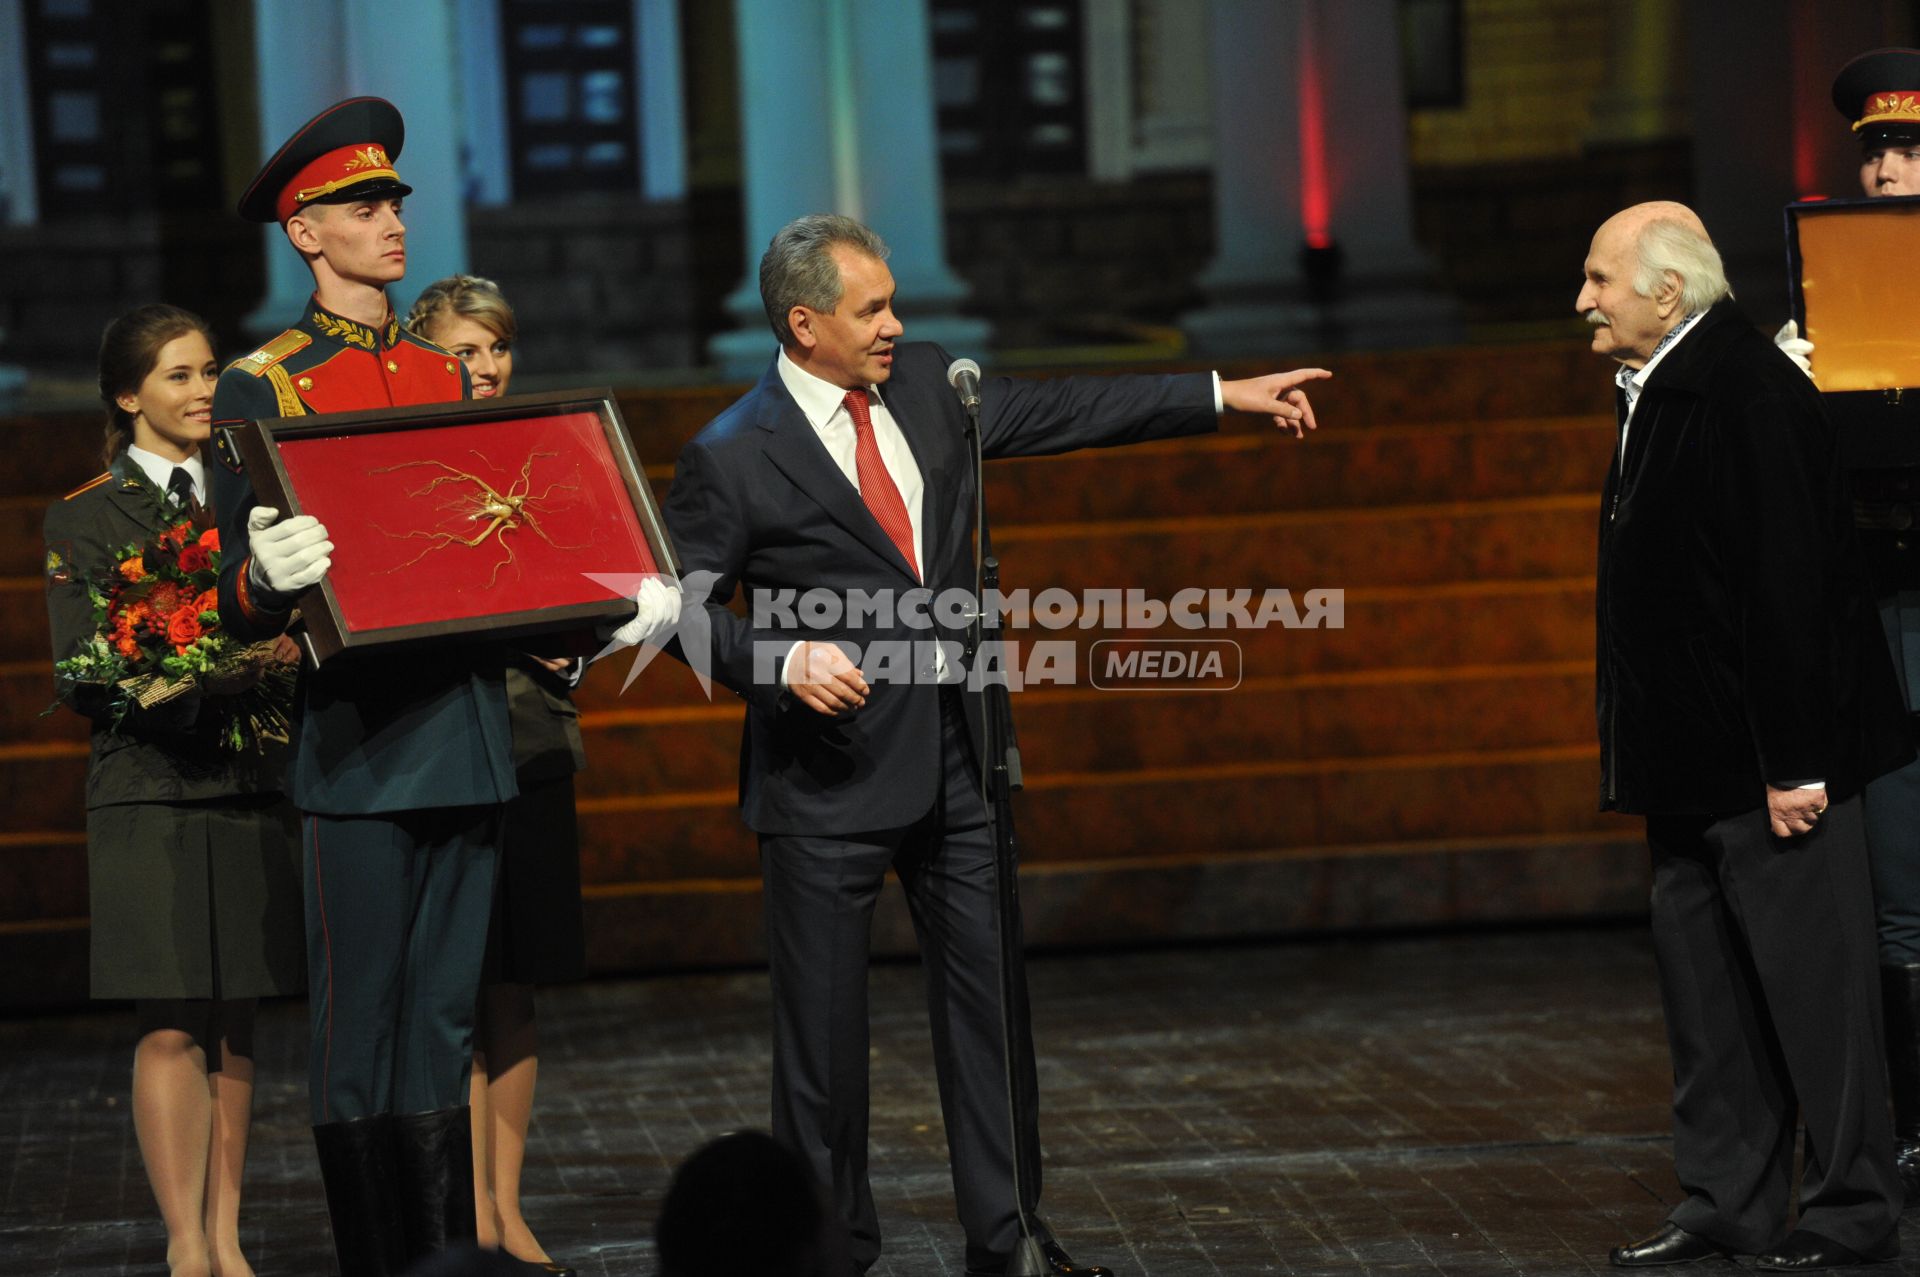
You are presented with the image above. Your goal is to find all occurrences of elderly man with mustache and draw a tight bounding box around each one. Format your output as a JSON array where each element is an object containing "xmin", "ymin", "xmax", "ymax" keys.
[{"xmin": 1583, "ymin": 202, "xmax": 1910, "ymax": 1271}]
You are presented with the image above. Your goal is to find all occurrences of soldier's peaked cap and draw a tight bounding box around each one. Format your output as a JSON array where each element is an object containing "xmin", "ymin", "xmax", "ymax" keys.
[
  {"xmin": 238, "ymin": 96, "xmax": 411, "ymax": 224},
  {"xmin": 1834, "ymin": 48, "xmax": 1920, "ymax": 136}
]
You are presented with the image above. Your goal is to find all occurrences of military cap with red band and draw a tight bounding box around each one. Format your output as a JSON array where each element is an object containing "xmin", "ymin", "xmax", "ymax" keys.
[
  {"xmin": 237, "ymin": 96, "xmax": 413, "ymax": 224},
  {"xmin": 1834, "ymin": 48, "xmax": 1920, "ymax": 141}
]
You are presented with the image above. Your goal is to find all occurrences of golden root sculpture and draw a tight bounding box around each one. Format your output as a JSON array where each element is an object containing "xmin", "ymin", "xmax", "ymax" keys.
[{"xmin": 372, "ymin": 449, "xmax": 587, "ymax": 588}]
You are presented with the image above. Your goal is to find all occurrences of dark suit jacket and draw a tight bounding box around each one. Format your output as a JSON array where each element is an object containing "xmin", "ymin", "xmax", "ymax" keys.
[
  {"xmin": 1596, "ymin": 300, "xmax": 1911, "ymax": 814},
  {"xmin": 43, "ymin": 452, "xmax": 284, "ymax": 807},
  {"xmin": 209, "ymin": 301, "xmax": 518, "ymax": 816},
  {"xmin": 662, "ymin": 342, "xmax": 1217, "ymax": 835}
]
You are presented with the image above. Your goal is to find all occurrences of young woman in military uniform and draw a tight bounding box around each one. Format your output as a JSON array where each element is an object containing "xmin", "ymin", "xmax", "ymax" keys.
[
  {"xmin": 408, "ymin": 276, "xmax": 587, "ymax": 1277},
  {"xmin": 44, "ymin": 304, "xmax": 303, "ymax": 1277}
]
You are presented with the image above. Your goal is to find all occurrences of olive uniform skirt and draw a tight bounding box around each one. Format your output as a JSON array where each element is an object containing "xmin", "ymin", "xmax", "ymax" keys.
[
  {"xmin": 481, "ymin": 772, "xmax": 587, "ymax": 985},
  {"xmin": 86, "ymin": 796, "xmax": 305, "ymax": 1000}
]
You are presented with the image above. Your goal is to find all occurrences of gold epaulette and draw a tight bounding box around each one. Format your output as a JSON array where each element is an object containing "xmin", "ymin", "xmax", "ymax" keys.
[
  {"xmin": 231, "ymin": 329, "xmax": 313, "ymax": 377},
  {"xmin": 62, "ymin": 472, "xmax": 111, "ymax": 500}
]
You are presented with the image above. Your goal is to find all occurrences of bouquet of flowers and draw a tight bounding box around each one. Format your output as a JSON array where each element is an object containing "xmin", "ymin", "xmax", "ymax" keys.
[{"xmin": 52, "ymin": 504, "xmax": 296, "ymax": 752}]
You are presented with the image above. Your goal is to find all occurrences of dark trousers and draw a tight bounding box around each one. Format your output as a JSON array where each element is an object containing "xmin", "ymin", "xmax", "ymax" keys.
[
  {"xmin": 1647, "ymin": 796, "xmax": 1899, "ymax": 1253},
  {"xmin": 303, "ymin": 806, "xmax": 499, "ymax": 1124},
  {"xmin": 1864, "ymin": 749, "xmax": 1920, "ymax": 965},
  {"xmin": 760, "ymin": 690, "xmax": 1041, "ymax": 1273},
  {"xmin": 1865, "ymin": 588, "xmax": 1920, "ymax": 964}
]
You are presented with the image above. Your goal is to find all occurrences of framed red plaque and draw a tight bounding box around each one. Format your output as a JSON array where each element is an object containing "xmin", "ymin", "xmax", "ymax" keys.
[{"xmin": 226, "ymin": 388, "xmax": 675, "ymax": 662}]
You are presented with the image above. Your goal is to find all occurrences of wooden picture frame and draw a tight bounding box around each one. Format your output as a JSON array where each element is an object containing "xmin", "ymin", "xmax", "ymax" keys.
[
  {"xmin": 1786, "ymin": 195, "xmax": 1920, "ymax": 467},
  {"xmin": 224, "ymin": 388, "xmax": 675, "ymax": 663}
]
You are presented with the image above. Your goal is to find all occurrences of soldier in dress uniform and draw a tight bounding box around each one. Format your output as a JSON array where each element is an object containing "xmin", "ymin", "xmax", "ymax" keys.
[
  {"xmin": 1781, "ymin": 48, "xmax": 1920, "ymax": 1209},
  {"xmin": 208, "ymin": 97, "xmax": 513, "ymax": 1277}
]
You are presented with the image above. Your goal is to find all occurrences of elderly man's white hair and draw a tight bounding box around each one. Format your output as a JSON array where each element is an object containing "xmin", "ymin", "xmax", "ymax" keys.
[{"xmin": 1633, "ymin": 218, "xmax": 1732, "ymax": 315}]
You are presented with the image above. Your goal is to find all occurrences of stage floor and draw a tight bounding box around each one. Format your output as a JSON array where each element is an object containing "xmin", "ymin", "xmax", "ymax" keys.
[{"xmin": 5, "ymin": 925, "xmax": 1919, "ymax": 1276}]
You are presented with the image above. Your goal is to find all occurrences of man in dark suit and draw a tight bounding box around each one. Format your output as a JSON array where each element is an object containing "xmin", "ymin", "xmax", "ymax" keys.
[
  {"xmin": 659, "ymin": 213, "xmax": 1329, "ymax": 1276},
  {"xmin": 1585, "ymin": 202, "xmax": 1911, "ymax": 1271}
]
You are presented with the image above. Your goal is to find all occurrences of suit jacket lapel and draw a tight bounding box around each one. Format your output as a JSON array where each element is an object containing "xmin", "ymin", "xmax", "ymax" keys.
[
  {"xmin": 755, "ymin": 360, "xmax": 922, "ymax": 582},
  {"xmin": 880, "ymin": 372, "xmax": 962, "ymax": 579}
]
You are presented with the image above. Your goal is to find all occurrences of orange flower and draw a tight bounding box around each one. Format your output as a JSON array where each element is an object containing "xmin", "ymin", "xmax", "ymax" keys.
[
  {"xmin": 118, "ymin": 556, "xmax": 145, "ymax": 582},
  {"xmin": 194, "ymin": 589, "xmax": 218, "ymax": 618},
  {"xmin": 166, "ymin": 610, "xmax": 202, "ymax": 650},
  {"xmin": 197, "ymin": 527, "xmax": 220, "ymax": 551},
  {"xmin": 114, "ymin": 634, "xmax": 141, "ymax": 659}
]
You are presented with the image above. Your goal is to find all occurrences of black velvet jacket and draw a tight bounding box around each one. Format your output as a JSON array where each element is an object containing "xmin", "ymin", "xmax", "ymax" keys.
[{"xmin": 1595, "ymin": 300, "xmax": 1910, "ymax": 815}]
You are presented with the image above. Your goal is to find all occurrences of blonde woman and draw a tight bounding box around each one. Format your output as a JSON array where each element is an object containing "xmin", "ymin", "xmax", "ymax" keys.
[{"xmin": 408, "ymin": 276, "xmax": 585, "ymax": 1277}]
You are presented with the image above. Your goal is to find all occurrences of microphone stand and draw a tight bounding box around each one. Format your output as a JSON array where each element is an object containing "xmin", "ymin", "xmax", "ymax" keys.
[{"xmin": 961, "ymin": 387, "xmax": 1048, "ymax": 1277}]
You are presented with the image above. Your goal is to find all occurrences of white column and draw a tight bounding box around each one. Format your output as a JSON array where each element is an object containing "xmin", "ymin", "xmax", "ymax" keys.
[
  {"xmin": 1081, "ymin": 0, "xmax": 1134, "ymax": 183},
  {"xmin": 845, "ymin": 0, "xmax": 979, "ymax": 345},
  {"xmin": 708, "ymin": 0, "xmax": 987, "ymax": 377},
  {"xmin": 454, "ymin": 0, "xmax": 511, "ymax": 207},
  {"xmin": 243, "ymin": 2, "xmax": 346, "ymax": 338},
  {"xmin": 244, "ymin": 0, "xmax": 467, "ymax": 337},
  {"xmin": 1183, "ymin": 0, "xmax": 1458, "ymax": 356},
  {"xmin": 344, "ymin": 0, "xmax": 468, "ymax": 322},
  {"xmin": 1313, "ymin": 0, "xmax": 1460, "ymax": 346},
  {"xmin": 0, "ymin": 0, "xmax": 32, "ymax": 406},
  {"xmin": 1179, "ymin": 0, "xmax": 1316, "ymax": 356},
  {"xmin": 636, "ymin": 0, "xmax": 687, "ymax": 201},
  {"xmin": 0, "ymin": 0, "xmax": 37, "ymax": 227},
  {"xmin": 1129, "ymin": 0, "xmax": 1212, "ymax": 173}
]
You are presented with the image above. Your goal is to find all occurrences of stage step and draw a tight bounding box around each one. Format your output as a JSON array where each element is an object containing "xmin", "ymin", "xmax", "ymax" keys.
[
  {"xmin": 0, "ymin": 338, "xmax": 1630, "ymax": 1000},
  {"xmin": 0, "ymin": 739, "xmax": 1630, "ymax": 921}
]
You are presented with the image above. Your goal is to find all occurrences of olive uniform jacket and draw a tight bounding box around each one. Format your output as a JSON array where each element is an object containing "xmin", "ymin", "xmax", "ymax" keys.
[
  {"xmin": 44, "ymin": 453, "xmax": 285, "ymax": 806},
  {"xmin": 208, "ymin": 299, "xmax": 519, "ymax": 816}
]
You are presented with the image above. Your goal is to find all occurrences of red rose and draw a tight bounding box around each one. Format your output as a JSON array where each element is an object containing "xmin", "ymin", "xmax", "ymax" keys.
[
  {"xmin": 177, "ymin": 543, "xmax": 211, "ymax": 574},
  {"xmin": 167, "ymin": 609, "xmax": 202, "ymax": 650},
  {"xmin": 197, "ymin": 527, "xmax": 220, "ymax": 552}
]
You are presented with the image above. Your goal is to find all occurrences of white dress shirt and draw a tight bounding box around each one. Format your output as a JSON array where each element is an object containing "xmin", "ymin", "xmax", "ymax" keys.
[
  {"xmin": 777, "ymin": 351, "xmax": 928, "ymax": 574},
  {"xmin": 773, "ymin": 355, "xmax": 1226, "ymax": 688},
  {"xmin": 125, "ymin": 444, "xmax": 206, "ymax": 506},
  {"xmin": 1614, "ymin": 309, "xmax": 1703, "ymax": 452}
]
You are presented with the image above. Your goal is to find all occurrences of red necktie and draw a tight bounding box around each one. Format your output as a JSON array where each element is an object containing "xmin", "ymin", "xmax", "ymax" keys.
[{"xmin": 843, "ymin": 389, "xmax": 919, "ymax": 579}]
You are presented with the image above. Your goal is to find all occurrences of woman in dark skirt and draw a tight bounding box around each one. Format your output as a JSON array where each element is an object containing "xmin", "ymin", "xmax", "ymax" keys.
[
  {"xmin": 44, "ymin": 304, "xmax": 303, "ymax": 1277},
  {"xmin": 408, "ymin": 276, "xmax": 588, "ymax": 1276}
]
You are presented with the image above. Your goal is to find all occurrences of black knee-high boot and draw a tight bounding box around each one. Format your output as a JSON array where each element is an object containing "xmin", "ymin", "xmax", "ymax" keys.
[
  {"xmin": 312, "ymin": 1115, "xmax": 409, "ymax": 1276},
  {"xmin": 394, "ymin": 1106, "xmax": 479, "ymax": 1261},
  {"xmin": 1881, "ymin": 964, "xmax": 1920, "ymax": 1203}
]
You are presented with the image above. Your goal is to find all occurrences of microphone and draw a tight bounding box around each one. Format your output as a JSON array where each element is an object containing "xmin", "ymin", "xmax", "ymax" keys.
[{"xmin": 946, "ymin": 358, "xmax": 982, "ymax": 414}]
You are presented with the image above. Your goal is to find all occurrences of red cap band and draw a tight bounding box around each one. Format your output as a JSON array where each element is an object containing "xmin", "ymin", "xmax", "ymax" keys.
[{"xmin": 276, "ymin": 143, "xmax": 402, "ymax": 222}]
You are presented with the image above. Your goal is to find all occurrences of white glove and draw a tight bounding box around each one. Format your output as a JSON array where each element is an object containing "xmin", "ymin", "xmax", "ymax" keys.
[
  {"xmin": 246, "ymin": 507, "xmax": 332, "ymax": 595},
  {"xmin": 1774, "ymin": 319, "xmax": 1815, "ymax": 379},
  {"xmin": 610, "ymin": 576, "xmax": 682, "ymax": 648}
]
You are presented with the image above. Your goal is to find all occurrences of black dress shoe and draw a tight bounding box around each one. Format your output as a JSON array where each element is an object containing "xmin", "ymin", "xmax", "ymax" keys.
[
  {"xmin": 514, "ymin": 1260, "xmax": 576, "ymax": 1277},
  {"xmin": 1755, "ymin": 1228, "xmax": 1896, "ymax": 1270},
  {"xmin": 964, "ymin": 1238, "xmax": 1114, "ymax": 1275},
  {"xmin": 1609, "ymin": 1222, "xmax": 1732, "ymax": 1267},
  {"xmin": 1039, "ymin": 1239, "xmax": 1111, "ymax": 1275}
]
